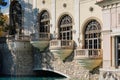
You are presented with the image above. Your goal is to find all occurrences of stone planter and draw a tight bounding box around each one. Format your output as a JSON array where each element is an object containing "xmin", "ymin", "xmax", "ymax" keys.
[
  {"xmin": 31, "ymin": 41, "xmax": 49, "ymax": 52},
  {"xmin": 51, "ymin": 49, "xmax": 73, "ymax": 61},
  {"xmin": 78, "ymin": 59, "xmax": 102, "ymax": 71}
]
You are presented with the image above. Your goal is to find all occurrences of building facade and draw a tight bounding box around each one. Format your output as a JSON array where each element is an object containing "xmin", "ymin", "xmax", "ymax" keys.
[
  {"xmin": 97, "ymin": 0, "xmax": 120, "ymax": 80},
  {"xmin": 2, "ymin": 0, "xmax": 120, "ymax": 79}
]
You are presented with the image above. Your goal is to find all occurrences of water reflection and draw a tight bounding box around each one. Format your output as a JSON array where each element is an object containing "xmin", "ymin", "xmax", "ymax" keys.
[{"xmin": 0, "ymin": 77, "xmax": 68, "ymax": 80}]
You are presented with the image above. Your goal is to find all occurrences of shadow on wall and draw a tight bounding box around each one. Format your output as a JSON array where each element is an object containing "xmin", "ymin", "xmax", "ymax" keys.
[{"xmin": 33, "ymin": 47, "xmax": 55, "ymax": 70}]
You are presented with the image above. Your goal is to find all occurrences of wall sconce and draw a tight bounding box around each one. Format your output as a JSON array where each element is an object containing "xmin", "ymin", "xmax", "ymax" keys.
[
  {"xmin": 63, "ymin": 3, "xmax": 67, "ymax": 8},
  {"xmin": 78, "ymin": 38, "xmax": 81, "ymax": 43},
  {"xmin": 42, "ymin": 0, "xmax": 45, "ymax": 4},
  {"xmin": 89, "ymin": 6, "xmax": 94, "ymax": 12},
  {"xmin": 54, "ymin": 31, "xmax": 58, "ymax": 39},
  {"xmin": 50, "ymin": 24, "xmax": 52, "ymax": 27},
  {"xmin": 72, "ymin": 29, "xmax": 76, "ymax": 34}
]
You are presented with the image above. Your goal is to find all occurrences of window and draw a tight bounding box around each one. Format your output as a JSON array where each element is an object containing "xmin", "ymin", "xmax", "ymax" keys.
[
  {"xmin": 85, "ymin": 20, "xmax": 101, "ymax": 49},
  {"xmin": 116, "ymin": 37, "xmax": 120, "ymax": 66},
  {"xmin": 39, "ymin": 10, "xmax": 50, "ymax": 33},
  {"xmin": 59, "ymin": 15, "xmax": 72, "ymax": 41},
  {"xmin": 118, "ymin": 13, "xmax": 120, "ymax": 25}
]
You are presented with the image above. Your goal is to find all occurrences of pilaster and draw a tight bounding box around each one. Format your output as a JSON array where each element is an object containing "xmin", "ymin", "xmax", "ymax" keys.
[
  {"xmin": 51, "ymin": 0, "xmax": 56, "ymax": 39},
  {"xmin": 74, "ymin": 0, "xmax": 80, "ymax": 47}
]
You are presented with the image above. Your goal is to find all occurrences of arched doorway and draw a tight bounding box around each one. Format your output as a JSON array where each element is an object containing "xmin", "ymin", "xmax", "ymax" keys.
[
  {"xmin": 84, "ymin": 19, "xmax": 101, "ymax": 56},
  {"xmin": 58, "ymin": 14, "xmax": 73, "ymax": 47}
]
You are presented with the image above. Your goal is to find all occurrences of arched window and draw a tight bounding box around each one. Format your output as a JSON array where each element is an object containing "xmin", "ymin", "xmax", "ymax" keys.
[
  {"xmin": 59, "ymin": 15, "xmax": 72, "ymax": 40},
  {"xmin": 84, "ymin": 20, "xmax": 101, "ymax": 49},
  {"xmin": 39, "ymin": 10, "xmax": 50, "ymax": 33},
  {"xmin": 10, "ymin": 0, "xmax": 22, "ymax": 35}
]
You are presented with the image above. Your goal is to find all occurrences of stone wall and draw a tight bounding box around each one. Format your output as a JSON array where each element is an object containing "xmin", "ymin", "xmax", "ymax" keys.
[{"xmin": 0, "ymin": 37, "xmax": 100, "ymax": 79}]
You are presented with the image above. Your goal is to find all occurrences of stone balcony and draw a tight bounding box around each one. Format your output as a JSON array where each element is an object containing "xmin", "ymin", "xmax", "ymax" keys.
[
  {"xmin": 49, "ymin": 40, "xmax": 75, "ymax": 61},
  {"xmin": 30, "ymin": 33, "xmax": 50, "ymax": 52},
  {"xmin": 74, "ymin": 48, "xmax": 103, "ymax": 71}
]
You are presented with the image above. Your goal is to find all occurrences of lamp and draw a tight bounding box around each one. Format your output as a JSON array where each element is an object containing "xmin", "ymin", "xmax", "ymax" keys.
[
  {"xmin": 53, "ymin": 31, "xmax": 58, "ymax": 39},
  {"xmin": 50, "ymin": 24, "xmax": 52, "ymax": 27},
  {"xmin": 72, "ymin": 29, "xmax": 76, "ymax": 34}
]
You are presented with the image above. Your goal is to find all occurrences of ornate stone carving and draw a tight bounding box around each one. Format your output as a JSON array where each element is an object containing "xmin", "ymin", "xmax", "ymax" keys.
[
  {"xmin": 60, "ymin": 15, "xmax": 72, "ymax": 25},
  {"xmin": 101, "ymin": 72, "xmax": 120, "ymax": 80},
  {"xmin": 9, "ymin": 0, "xmax": 22, "ymax": 35}
]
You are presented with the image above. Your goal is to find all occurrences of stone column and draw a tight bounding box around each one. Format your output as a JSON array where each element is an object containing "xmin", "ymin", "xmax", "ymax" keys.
[{"xmin": 102, "ymin": 8, "xmax": 112, "ymax": 68}]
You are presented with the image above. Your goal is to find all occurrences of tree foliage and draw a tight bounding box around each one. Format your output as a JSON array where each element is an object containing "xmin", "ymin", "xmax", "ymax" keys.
[
  {"xmin": 0, "ymin": 0, "xmax": 2, "ymax": 4},
  {"xmin": 0, "ymin": 13, "xmax": 8, "ymax": 26},
  {"xmin": 0, "ymin": 13, "xmax": 9, "ymax": 32}
]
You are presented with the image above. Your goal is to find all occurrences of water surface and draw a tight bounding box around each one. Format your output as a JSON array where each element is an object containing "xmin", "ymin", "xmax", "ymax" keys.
[{"xmin": 0, "ymin": 77, "xmax": 67, "ymax": 80}]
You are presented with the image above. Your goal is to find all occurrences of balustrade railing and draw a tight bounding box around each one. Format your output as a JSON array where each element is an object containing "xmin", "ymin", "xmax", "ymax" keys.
[
  {"xmin": 75, "ymin": 49, "xmax": 102, "ymax": 59},
  {"xmin": 30, "ymin": 33, "xmax": 50, "ymax": 41},
  {"xmin": 39, "ymin": 33, "xmax": 50, "ymax": 40},
  {"xmin": 49, "ymin": 40, "xmax": 61, "ymax": 49},
  {"xmin": 50, "ymin": 40, "xmax": 74, "ymax": 50},
  {"xmin": 7, "ymin": 35, "xmax": 30, "ymax": 41},
  {"xmin": 61, "ymin": 40, "xmax": 74, "ymax": 48},
  {"xmin": 96, "ymin": 0, "xmax": 103, "ymax": 2}
]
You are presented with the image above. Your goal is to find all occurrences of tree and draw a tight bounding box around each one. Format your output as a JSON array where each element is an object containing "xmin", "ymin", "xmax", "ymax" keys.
[{"xmin": 0, "ymin": 13, "xmax": 9, "ymax": 32}]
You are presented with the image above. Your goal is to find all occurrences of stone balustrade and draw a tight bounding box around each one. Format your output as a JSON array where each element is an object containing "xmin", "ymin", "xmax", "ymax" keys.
[
  {"xmin": 7, "ymin": 35, "xmax": 30, "ymax": 41},
  {"xmin": 96, "ymin": 0, "xmax": 103, "ymax": 3},
  {"xmin": 30, "ymin": 33, "xmax": 50, "ymax": 41},
  {"xmin": 31, "ymin": 32, "xmax": 50, "ymax": 41},
  {"xmin": 49, "ymin": 39, "xmax": 61, "ymax": 50},
  {"xmin": 50, "ymin": 40, "xmax": 74, "ymax": 50},
  {"xmin": 75, "ymin": 49, "xmax": 102, "ymax": 59},
  {"xmin": 39, "ymin": 33, "xmax": 50, "ymax": 40}
]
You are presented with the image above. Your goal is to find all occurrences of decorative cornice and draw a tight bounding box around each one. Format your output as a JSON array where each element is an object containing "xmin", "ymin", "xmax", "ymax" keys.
[
  {"xmin": 102, "ymin": 30, "xmax": 112, "ymax": 34},
  {"xmin": 96, "ymin": 0, "xmax": 120, "ymax": 9}
]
